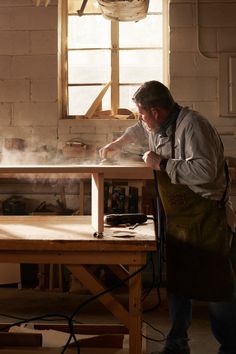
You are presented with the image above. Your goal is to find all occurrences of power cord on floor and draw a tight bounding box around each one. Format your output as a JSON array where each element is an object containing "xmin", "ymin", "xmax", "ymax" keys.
[
  {"xmin": 141, "ymin": 254, "xmax": 167, "ymax": 345},
  {"xmin": 142, "ymin": 319, "xmax": 166, "ymax": 343},
  {"xmin": 0, "ymin": 262, "xmax": 148, "ymax": 354},
  {"xmin": 142, "ymin": 253, "xmax": 162, "ymax": 312}
]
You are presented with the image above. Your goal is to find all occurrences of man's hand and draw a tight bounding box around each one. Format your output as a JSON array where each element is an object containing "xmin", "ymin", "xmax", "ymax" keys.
[
  {"xmin": 99, "ymin": 141, "xmax": 122, "ymax": 160},
  {"xmin": 142, "ymin": 151, "xmax": 162, "ymax": 170}
]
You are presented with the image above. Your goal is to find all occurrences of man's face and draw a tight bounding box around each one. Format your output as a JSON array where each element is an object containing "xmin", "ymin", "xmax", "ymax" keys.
[{"xmin": 137, "ymin": 103, "xmax": 160, "ymax": 131}]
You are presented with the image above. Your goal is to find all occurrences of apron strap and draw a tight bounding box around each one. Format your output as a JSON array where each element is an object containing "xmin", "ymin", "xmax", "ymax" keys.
[{"xmin": 171, "ymin": 119, "xmax": 177, "ymax": 159}]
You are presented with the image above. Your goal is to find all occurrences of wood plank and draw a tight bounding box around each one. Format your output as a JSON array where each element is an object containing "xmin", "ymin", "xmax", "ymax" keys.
[
  {"xmin": 25, "ymin": 323, "xmax": 129, "ymax": 335},
  {"xmin": 72, "ymin": 334, "xmax": 124, "ymax": 348},
  {"xmin": 0, "ymin": 332, "xmax": 42, "ymax": 347},
  {"xmin": 91, "ymin": 173, "xmax": 104, "ymax": 234},
  {"xmin": 79, "ymin": 180, "xmax": 85, "ymax": 215},
  {"xmin": 128, "ymin": 264, "xmax": 142, "ymax": 354},
  {"xmin": 0, "ymin": 216, "xmax": 156, "ymax": 251},
  {"xmin": 67, "ymin": 265, "xmax": 130, "ymax": 328},
  {"xmin": 111, "ymin": 22, "xmax": 119, "ymax": 115},
  {"xmin": 85, "ymin": 82, "xmax": 111, "ymax": 119},
  {"xmin": 0, "ymin": 164, "xmax": 153, "ymax": 180},
  {"xmin": 0, "ymin": 348, "xmax": 130, "ymax": 353},
  {"xmin": 108, "ymin": 265, "xmax": 130, "ymax": 284},
  {"xmin": 0, "ymin": 251, "xmax": 146, "ymax": 265}
]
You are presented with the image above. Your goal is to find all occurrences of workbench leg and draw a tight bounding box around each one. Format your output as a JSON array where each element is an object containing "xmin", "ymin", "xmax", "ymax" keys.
[
  {"xmin": 91, "ymin": 172, "xmax": 104, "ymax": 234},
  {"xmin": 129, "ymin": 264, "xmax": 143, "ymax": 354}
]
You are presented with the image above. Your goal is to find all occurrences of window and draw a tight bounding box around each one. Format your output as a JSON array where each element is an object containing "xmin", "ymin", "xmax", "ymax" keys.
[{"xmin": 62, "ymin": 0, "xmax": 168, "ymax": 118}]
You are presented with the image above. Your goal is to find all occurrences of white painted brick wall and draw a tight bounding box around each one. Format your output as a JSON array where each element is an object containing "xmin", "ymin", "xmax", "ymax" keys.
[
  {"xmin": 169, "ymin": 3, "xmax": 194, "ymax": 27},
  {"xmin": 0, "ymin": 1, "xmax": 59, "ymax": 156},
  {"xmin": 171, "ymin": 77, "xmax": 217, "ymax": 101},
  {"xmin": 192, "ymin": 102, "xmax": 218, "ymax": 125},
  {"xmin": 169, "ymin": 0, "xmax": 236, "ymax": 158},
  {"xmin": 11, "ymin": 6, "xmax": 57, "ymax": 30},
  {"xmin": 57, "ymin": 118, "xmax": 136, "ymax": 150},
  {"xmin": 170, "ymin": 53, "xmax": 218, "ymax": 77},
  {"xmin": 0, "ymin": 31, "xmax": 30, "ymax": 55},
  {"xmin": 0, "ymin": 0, "xmax": 235, "ymax": 162},
  {"xmin": 199, "ymin": 3, "xmax": 236, "ymax": 27},
  {"xmin": 0, "ymin": 103, "xmax": 12, "ymax": 126},
  {"xmin": 0, "ymin": 56, "xmax": 11, "ymax": 78},
  {"xmin": 31, "ymin": 79, "xmax": 57, "ymax": 102},
  {"xmin": 30, "ymin": 126, "xmax": 58, "ymax": 150},
  {"xmin": 0, "ymin": 79, "xmax": 30, "ymax": 102},
  {"xmin": 30, "ymin": 30, "xmax": 57, "ymax": 54},
  {"xmin": 218, "ymin": 29, "xmax": 236, "ymax": 52},
  {"xmin": 13, "ymin": 102, "xmax": 58, "ymax": 127},
  {"xmin": 11, "ymin": 55, "xmax": 57, "ymax": 79}
]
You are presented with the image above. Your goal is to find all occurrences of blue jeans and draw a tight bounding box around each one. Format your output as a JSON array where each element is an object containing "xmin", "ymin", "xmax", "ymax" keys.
[{"xmin": 166, "ymin": 291, "xmax": 236, "ymax": 354}]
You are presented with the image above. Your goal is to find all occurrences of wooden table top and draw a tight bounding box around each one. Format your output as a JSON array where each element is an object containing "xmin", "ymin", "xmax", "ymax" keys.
[
  {"xmin": 0, "ymin": 163, "xmax": 154, "ymax": 180},
  {"xmin": 0, "ymin": 215, "xmax": 156, "ymax": 252}
]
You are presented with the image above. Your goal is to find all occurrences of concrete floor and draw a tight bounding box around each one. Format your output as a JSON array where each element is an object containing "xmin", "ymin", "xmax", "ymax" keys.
[{"xmin": 0, "ymin": 285, "xmax": 219, "ymax": 353}]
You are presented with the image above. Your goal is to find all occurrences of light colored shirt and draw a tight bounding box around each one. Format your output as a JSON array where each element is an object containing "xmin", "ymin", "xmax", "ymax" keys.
[{"xmin": 124, "ymin": 106, "xmax": 236, "ymax": 231}]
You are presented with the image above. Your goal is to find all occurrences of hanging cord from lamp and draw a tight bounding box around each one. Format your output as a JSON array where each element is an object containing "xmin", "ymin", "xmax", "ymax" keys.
[{"xmin": 77, "ymin": 0, "xmax": 88, "ymax": 16}]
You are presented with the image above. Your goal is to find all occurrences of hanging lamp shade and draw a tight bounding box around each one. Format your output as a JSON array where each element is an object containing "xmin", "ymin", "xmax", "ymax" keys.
[{"xmin": 97, "ymin": 0, "xmax": 149, "ymax": 22}]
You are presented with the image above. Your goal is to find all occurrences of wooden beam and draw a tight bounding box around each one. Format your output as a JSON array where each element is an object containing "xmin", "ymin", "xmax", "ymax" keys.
[{"xmin": 91, "ymin": 172, "xmax": 104, "ymax": 234}]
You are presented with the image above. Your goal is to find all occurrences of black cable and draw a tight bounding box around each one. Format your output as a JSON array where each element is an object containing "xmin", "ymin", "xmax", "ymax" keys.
[
  {"xmin": 0, "ymin": 262, "xmax": 148, "ymax": 354},
  {"xmin": 69, "ymin": 263, "xmax": 148, "ymax": 319},
  {"xmin": 142, "ymin": 319, "xmax": 165, "ymax": 337},
  {"xmin": 61, "ymin": 263, "xmax": 148, "ymax": 353},
  {"xmin": 142, "ymin": 253, "xmax": 162, "ymax": 312},
  {"xmin": 153, "ymin": 170, "xmax": 166, "ymax": 287},
  {"xmin": 61, "ymin": 317, "xmax": 80, "ymax": 354}
]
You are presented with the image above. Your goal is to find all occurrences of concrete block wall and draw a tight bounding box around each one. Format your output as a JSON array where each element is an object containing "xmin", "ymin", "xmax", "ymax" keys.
[
  {"xmin": 0, "ymin": 0, "xmax": 235, "ymax": 160},
  {"xmin": 169, "ymin": 0, "xmax": 236, "ymax": 157},
  {"xmin": 0, "ymin": 0, "xmax": 59, "ymax": 159}
]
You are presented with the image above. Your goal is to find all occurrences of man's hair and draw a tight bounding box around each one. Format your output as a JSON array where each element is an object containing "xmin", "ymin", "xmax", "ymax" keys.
[{"xmin": 132, "ymin": 80, "xmax": 175, "ymax": 110}]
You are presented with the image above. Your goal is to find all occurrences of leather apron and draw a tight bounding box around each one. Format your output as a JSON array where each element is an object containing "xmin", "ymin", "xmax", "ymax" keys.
[{"xmin": 156, "ymin": 123, "xmax": 235, "ymax": 301}]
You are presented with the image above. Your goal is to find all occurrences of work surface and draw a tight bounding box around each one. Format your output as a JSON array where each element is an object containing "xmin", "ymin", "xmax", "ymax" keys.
[
  {"xmin": 0, "ymin": 216, "xmax": 156, "ymax": 354},
  {"xmin": 0, "ymin": 163, "xmax": 154, "ymax": 180},
  {"xmin": 0, "ymin": 165, "xmax": 155, "ymax": 354},
  {"xmin": 0, "ymin": 215, "xmax": 156, "ymax": 252}
]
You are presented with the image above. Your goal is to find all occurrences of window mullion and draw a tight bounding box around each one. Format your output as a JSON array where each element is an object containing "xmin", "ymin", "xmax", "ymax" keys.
[
  {"xmin": 111, "ymin": 21, "xmax": 119, "ymax": 115},
  {"xmin": 61, "ymin": 0, "xmax": 69, "ymax": 118}
]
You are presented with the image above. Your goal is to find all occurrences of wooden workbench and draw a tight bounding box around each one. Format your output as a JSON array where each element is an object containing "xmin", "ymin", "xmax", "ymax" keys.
[
  {"xmin": 0, "ymin": 164, "xmax": 154, "ymax": 236},
  {"xmin": 0, "ymin": 164, "xmax": 156, "ymax": 353},
  {"xmin": 0, "ymin": 215, "xmax": 156, "ymax": 354}
]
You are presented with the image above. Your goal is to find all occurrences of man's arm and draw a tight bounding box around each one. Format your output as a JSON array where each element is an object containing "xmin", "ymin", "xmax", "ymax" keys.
[
  {"xmin": 99, "ymin": 120, "xmax": 147, "ymax": 160},
  {"xmin": 99, "ymin": 133, "xmax": 133, "ymax": 160}
]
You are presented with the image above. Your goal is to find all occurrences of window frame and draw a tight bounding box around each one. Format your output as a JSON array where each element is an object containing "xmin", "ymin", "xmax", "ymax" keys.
[{"xmin": 61, "ymin": 0, "xmax": 169, "ymax": 119}]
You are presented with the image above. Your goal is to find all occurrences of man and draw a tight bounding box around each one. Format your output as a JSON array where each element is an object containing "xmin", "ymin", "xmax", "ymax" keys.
[{"xmin": 99, "ymin": 81, "xmax": 236, "ymax": 354}]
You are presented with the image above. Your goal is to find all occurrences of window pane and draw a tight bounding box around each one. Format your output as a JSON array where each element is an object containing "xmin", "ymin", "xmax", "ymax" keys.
[
  {"xmin": 120, "ymin": 85, "xmax": 140, "ymax": 111},
  {"xmin": 68, "ymin": 16, "xmax": 110, "ymax": 49},
  {"xmin": 120, "ymin": 50, "xmax": 163, "ymax": 83},
  {"xmin": 148, "ymin": 0, "xmax": 162, "ymax": 12},
  {"xmin": 68, "ymin": 50, "xmax": 110, "ymax": 84},
  {"xmin": 119, "ymin": 15, "xmax": 163, "ymax": 48},
  {"xmin": 68, "ymin": 86, "xmax": 111, "ymax": 116}
]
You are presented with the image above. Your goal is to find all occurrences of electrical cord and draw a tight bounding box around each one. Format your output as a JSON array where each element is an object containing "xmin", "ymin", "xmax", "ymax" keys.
[
  {"xmin": 0, "ymin": 177, "xmax": 167, "ymax": 353},
  {"xmin": 153, "ymin": 170, "xmax": 166, "ymax": 287},
  {"xmin": 142, "ymin": 319, "xmax": 166, "ymax": 343},
  {"xmin": 142, "ymin": 253, "xmax": 162, "ymax": 312},
  {"xmin": 0, "ymin": 262, "xmax": 148, "ymax": 354},
  {"xmin": 61, "ymin": 263, "xmax": 148, "ymax": 353}
]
